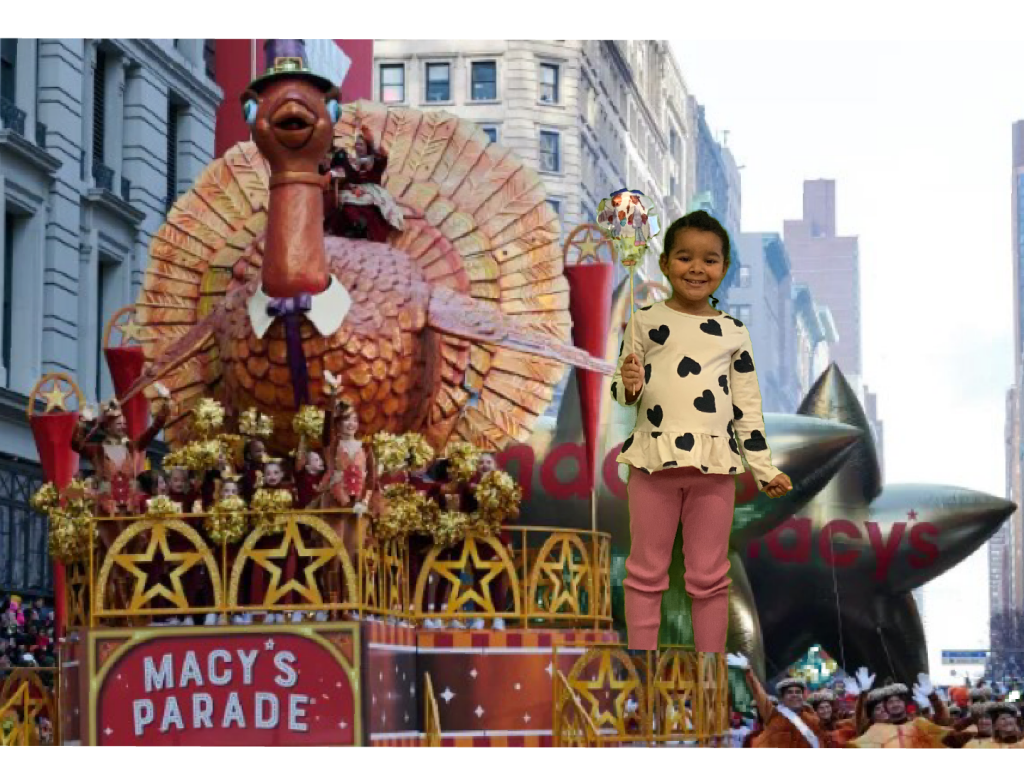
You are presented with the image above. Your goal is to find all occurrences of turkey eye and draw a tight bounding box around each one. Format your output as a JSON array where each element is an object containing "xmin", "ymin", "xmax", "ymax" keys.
[
  {"xmin": 243, "ymin": 99, "xmax": 259, "ymax": 125},
  {"xmin": 326, "ymin": 98, "xmax": 341, "ymax": 123}
]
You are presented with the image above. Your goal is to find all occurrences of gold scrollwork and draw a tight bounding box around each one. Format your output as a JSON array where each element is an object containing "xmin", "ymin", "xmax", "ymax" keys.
[
  {"xmin": 412, "ymin": 536, "xmax": 520, "ymax": 618},
  {"xmin": 95, "ymin": 519, "xmax": 222, "ymax": 618},
  {"xmin": 229, "ymin": 515, "xmax": 357, "ymax": 611}
]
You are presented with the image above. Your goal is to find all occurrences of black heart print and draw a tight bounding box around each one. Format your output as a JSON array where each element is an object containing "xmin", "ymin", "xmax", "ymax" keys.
[
  {"xmin": 647, "ymin": 404, "xmax": 663, "ymax": 427},
  {"xmin": 639, "ymin": 305, "xmax": 653, "ymax": 311},
  {"xmin": 701, "ymin": 465, "xmax": 708, "ymax": 472},
  {"xmin": 729, "ymin": 467, "xmax": 737, "ymax": 473},
  {"xmin": 734, "ymin": 351, "xmax": 755, "ymax": 373},
  {"xmin": 719, "ymin": 374, "xmax": 729, "ymax": 394},
  {"xmin": 729, "ymin": 436, "xmax": 740, "ymax": 455},
  {"xmin": 677, "ymin": 356, "xmax": 701, "ymax": 378},
  {"xmin": 733, "ymin": 404, "xmax": 743, "ymax": 421},
  {"xmin": 638, "ymin": 467, "xmax": 651, "ymax": 474},
  {"xmin": 700, "ymin": 318, "xmax": 722, "ymax": 336},
  {"xmin": 675, "ymin": 434, "xmax": 695, "ymax": 451},
  {"xmin": 728, "ymin": 315, "xmax": 744, "ymax": 327},
  {"xmin": 744, "ymin": 430, "xmax": 768, "ymax": 452},
  {"xmin": 621, "ymin": 435, "xmax": 634, "ymax": 453},
  {"xmin": 611, "ymin": 381, "xmax": 618, "ymax": 401},
  {"xmin": 651, "ymin": 432, "xmax": 662, "ymax": 439},
  {"xmin": 693, "ymin": 389, "xmax": 716, "ymax": 413},
  {"xmin": 663, "ymin": 461, "xmax": 678, "ymax": 468},
  {"xmin": 644, "ymin": 363, "xmax": 652, "ymax": 383},
  {"xmin": 648, "ymin": 325, "xmax": 670, "ymax": 345},
  {"xmin": 619, "ymin": 340, "xmax": 624, "ymax": 357}
]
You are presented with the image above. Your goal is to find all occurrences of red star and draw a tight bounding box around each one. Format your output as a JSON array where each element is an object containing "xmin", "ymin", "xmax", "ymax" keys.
[{"xmin": 907, "ymin": 509, "xmax": 918, "ymax": 521}]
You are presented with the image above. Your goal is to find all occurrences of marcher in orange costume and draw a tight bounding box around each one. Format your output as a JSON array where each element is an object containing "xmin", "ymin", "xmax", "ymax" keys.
[
  {"xmin": 847, "ymin": 671, "xmax": 959, "ymax": 748},
  {"xmin": 727, "ymin": 653, "xmax": 827, "ymax": 748},
  {"xmin": 806, "ymin": 689, "xmax": 856, "ymax": 747},
  {"xmin": 963, "ymin": 701, "xmax": 1024, "ymax": 748}
]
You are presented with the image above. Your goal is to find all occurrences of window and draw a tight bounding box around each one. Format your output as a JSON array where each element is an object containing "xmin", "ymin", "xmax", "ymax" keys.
[
  {"xmin": 670, "ymin": 127, "xmax": 679, "ymax": 157},
  {"xmin": 471, "ymin": 61, "xmax": 497, "ymax": 101},
  {"xmin": 203, "ymin": 39, "xmax": 216, "ymax": 80},
  {"xmin": 539, "ymin": 130, "xmax": 560, "ymax": 173},
  {"xmin": 734, "ymin": 304, "xmax": 752, "ymax": 324},
  {"xmin": 0, "ymin": 39, "xmax": 16, "ymax": 101},
  {"xmin": 379, "ymin": 64, "xmax": 405, "ymax": 103},
  {"xmin": 480, "ymin": 124, "xmax": 498, "ymax": 144},
  {"xmin": 539, "ymin": 63, "xmax": 559, "ymax": 103},
  {"xmin": 670, "ymin": 175, "xmax": 678, "ymax": 198},
  {"xmin": 96, "ymin": 259, "xmax": 116, "ymax": 399},
  {"xmin": 166, "ymin": 101, "xmax": 179, "ymax": 210},
  {"xmin": 93, "ymin": 49, "xmax": 107, "ymax": 165},
  {"xmin": 425, "ymin": 62, "xmax": 450, "ymax": 102},
  {"xmin": 738, "ymin": 265, "xmax": 751, "ymax": 289},
  {"xmin": 2, "ymin": 214, "xmax": 13, "ymax": 380},
  {"xmin": 547, "ymin": 199, "xmax": 561, "ymax": 217}
]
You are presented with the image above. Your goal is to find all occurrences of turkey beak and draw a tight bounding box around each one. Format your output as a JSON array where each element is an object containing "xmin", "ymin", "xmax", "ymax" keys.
[{"xmin": 271, "ymin": 99, "xmax": 317, "ymax": 149}]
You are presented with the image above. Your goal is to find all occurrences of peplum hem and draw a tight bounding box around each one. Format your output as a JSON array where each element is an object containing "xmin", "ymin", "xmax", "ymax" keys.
[{"xmin": 616, "ymin": 430, "xmax": 745, "ymax": 476}]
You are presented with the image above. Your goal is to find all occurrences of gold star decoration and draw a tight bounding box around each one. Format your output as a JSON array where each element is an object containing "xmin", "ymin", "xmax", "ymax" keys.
[
  {"xmin": 575, "ymin": 229, "xmax": 602, "ymax": 261},
  {"xmin": 246, "ymin": 518, "xmax": 338, "ymax": 606},
  {"xmin": 117, "ymin": 317, "xmax": 144, "ymax": 344},
  {"xmin": 654, "ymin": 652, "xmax": 696, "ymax": 736},
  {"xmin": 40, "ymin": 384, "xmax": 69, "ymax": 413},
  {"xmin": 110, "ymin": 525, "xmax": 203, "ymax": 610},
  {"xmin": 571, "ymin": 649, "xmax": 643, "ymax": 731},
  {"xmin": 537, "ymin": 537, "xmax": 590, "ymax": 614},
  {"xmin": 428, "ymin": 538, "xmax": 508, "ymax": 614}
]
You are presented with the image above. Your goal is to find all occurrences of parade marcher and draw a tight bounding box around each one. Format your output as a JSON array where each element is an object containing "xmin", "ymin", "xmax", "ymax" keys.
[
  {"xmin": 806, "ymin": 688, "xmax": 856, "ymax": 747},
  {"xmin": 964, "ymin": 702, "xmax": 1024, "ymax": 748},
  {"xmin": 953, "ymin": 684, "xmax": 994, "ymax": 734},
  {"xmin": 727, "ymin": 653, "xmax": 827, "ymax": 748},
  {"xmin": 830, "ymin": 676, "xmax": 856, "ymax": 719},
  {"xmin": 847, "ymin": 672, "xmax": 959, "ymax": 747}
]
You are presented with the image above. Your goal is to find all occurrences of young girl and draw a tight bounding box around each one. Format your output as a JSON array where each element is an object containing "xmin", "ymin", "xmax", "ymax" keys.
[{"xmin": 611, "ymin": 210, "xmax": 792, "ymax": 653}]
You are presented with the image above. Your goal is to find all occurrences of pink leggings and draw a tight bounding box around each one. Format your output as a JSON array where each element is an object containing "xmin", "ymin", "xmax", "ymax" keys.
[{"xmin": 624, "ymin": 466, "xmax": 735, "ymax": 652}]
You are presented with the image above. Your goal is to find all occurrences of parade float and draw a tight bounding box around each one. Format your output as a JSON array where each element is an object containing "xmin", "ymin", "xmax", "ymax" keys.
[
  {"xmin": 3, "ymin": 39, "xmax": 1015, "ymax": 748},
  {"xmin": 2, "ymin": 40, "xmax": 734, "ymax": 748}
]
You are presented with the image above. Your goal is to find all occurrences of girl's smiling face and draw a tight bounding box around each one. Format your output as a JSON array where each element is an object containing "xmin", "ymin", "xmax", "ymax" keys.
[{"xmin": 660, "ymin": 227, "xmax": 727, "ymax": 308}]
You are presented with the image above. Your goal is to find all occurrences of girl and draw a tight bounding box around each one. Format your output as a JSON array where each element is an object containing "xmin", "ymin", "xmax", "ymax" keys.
[{"xmin": 611, "ymin": 210, "xmax": 792, "ymax": 653}]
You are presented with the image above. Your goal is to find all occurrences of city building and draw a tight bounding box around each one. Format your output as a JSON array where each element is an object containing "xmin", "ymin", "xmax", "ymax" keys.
[
  {"xmin": 371, "ymin": 40, "xmax": 700, "ymax": 287},
  {"xmin": 0, "ymin": 38, "xmax": 221, "ymax": 598},
  {"xmin": 992, "ymin": 119, "xmax": 1024, "ymax": 633}
]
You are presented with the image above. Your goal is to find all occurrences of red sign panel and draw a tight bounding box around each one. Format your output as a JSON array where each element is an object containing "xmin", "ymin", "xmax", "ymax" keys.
[{"xmin": 91, "ymin": 626, "xmax": 359, "ymax": 746}]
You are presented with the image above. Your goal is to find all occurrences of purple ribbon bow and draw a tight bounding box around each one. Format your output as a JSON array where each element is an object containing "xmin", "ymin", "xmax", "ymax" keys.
[{"xmin": 267, "ymin": 293, "xmax": 313, "ymax": 408}]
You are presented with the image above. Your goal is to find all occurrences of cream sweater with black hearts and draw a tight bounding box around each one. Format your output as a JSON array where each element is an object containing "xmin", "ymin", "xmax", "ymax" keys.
[{"xmin": 610, "ymin": 301, "xmax": 781, "ymax": 488}]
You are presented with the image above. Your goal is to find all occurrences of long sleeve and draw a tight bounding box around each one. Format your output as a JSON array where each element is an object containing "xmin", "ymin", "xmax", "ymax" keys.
[
  {"xmin": 744, "ymin": 668, "xmax": 776, "ymax": 724},
  {"xmin": 609, "ymin": 315, "xmax": 645, "ymax": 407},
  {"xmin": 133, "ymin": 405, "xmax": 170, "ymax": 453},
  {"xmin": 929, "ymin": 692, "xmax": 951, "ymax": 726},
  {"xmin": 729, "ymin": 329, "xmax": 781, "ymax": 488},
  {"xmin": 855, "ymin": 691, "xmax": 870, "ymax": 735}
]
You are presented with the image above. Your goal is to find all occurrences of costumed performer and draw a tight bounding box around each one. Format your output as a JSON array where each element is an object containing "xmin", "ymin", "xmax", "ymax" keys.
[
  {"xmin": 726, "ymin": 652, "xmax": 826, "ymax": 748},
  {"xmin": 847, "ymin": 672, "xmax": 959, "ymax": 748}
]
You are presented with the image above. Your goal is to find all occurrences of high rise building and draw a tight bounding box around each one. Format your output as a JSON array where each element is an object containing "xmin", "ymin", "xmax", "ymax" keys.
[
  {"xmin": 371, "ymin": 40, "xmax": 699, "ymax": 287},
  {"xmin": 0, "ymin": 38, "xmax": 221, "ymax": 598}
]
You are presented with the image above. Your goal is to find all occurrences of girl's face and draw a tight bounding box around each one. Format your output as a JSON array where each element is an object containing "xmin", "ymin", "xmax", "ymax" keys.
[
  {"xmin": 340, "ymin": 410, "xmax": 359, "ymax": 438},
  {"xmin": 306, "ymin": 452, "xmax": 324, "ymax": 473},
  {"xmin": 220, "ymin": 481, "xmax": 240, "ymax": 499},
  {"xmin": 871, "ymin": 701, "xmax": 887, "ymax": 722},
  {"xmin": 815, "ymin": 701, "xmax": 832, "ymax": 721},
  {"xmin": 354, "ymin": 136, "xmax": 368, "ymax": 156},
  {"xmin": 155, "ymin": 474, "xmax": 169, "ymax": 496},
  {"xmin": 169, "ymin": 469, "xmax": 189, "ymax": 494},
  {"xmin": 660, "ymin": 227, "xmax": 727, "ymax": 307},
  {"xmin": 479, "ymin": 453, "xmax": 497, "ymax": 475},
  {"xmin": 264, "ymin": 462, "xmax": 284, "ymax": 487}
]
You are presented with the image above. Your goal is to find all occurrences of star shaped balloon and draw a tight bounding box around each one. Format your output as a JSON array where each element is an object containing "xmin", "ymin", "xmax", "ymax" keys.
[{"xmin": 734, "ymin": 363, "xmax": 1014, "ymax": 683}]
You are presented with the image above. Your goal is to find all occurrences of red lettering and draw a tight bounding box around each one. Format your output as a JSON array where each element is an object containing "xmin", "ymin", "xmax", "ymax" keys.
[
  {"xmin": 819, "ymin": 520, "xmax": 861, "ymax": 567},
  {"xmin": 603, "ymin": 444, "xmax": 627, "ymax": 500},
  {"xmin": 496, "ymin": 444, "xmax": 536, "ymax": 503},
  {"xmin": 539, "ymin": 442, "xmax": 591, "ymax": 501},
  {"xmin": 764, "ymin": 518, "xmax": 812, "ymax": 564},
  {"xmin": 909, "ymin": 523, "xmax": 940, "ymax": 568},
  {"xmin": 866, "ymin": 522, "xmax": 905, "ymax": 582}
]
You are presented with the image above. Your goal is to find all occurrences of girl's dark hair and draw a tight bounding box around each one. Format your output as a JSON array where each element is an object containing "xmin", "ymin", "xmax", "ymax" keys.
[
  {"xmin": 136, "ymin": 469, "xmax": 166, "ymax": 496},
  {"xmin": 660, "ymin": 210, "xmax": 732, "ymax": 308}
]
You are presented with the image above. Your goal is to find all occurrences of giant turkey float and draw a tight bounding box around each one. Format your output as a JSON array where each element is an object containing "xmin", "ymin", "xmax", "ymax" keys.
[{"xmin": 6, "ymin": 40, "xmax": 735, "ymax": 747}]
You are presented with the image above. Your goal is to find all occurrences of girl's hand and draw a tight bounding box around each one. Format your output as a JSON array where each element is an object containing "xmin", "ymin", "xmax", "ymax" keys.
[
  {"xmin": 621, "ymin": 353, "xmax": 644, "ymax": 394},
  {"xmin": 761, "ymin": 472, "xmax": 792, "ymax": 499}
]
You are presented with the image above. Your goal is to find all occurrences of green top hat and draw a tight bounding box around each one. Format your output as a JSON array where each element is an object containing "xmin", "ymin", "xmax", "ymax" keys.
[{"xmin": 247, "ymin": 39, "xmax": 334, "ymax": 93}]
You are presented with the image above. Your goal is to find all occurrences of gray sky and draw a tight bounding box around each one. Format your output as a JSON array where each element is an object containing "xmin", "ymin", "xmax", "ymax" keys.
[{"xmin": 671, "ymin": 39, "xmax": 1017, "ymax": 683}]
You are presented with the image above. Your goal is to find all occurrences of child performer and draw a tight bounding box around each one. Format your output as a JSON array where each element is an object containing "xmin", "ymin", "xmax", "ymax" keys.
[{"xmin": 611, "ymin": 210, "xmax": 792, "ymax": 653}]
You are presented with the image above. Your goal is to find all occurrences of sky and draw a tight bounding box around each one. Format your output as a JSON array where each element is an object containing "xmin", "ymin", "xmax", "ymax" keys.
[{"xmin": 671, "ymin": 39, "xmax": 1017, "ymax": 683}]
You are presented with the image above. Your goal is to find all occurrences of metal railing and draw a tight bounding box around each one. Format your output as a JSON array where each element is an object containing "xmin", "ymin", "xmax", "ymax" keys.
[
  {"xmin": 0, "ymin": 666, "xmax": 60, "ymax": 746},
  {"xmin": 551, "ymin": 642, "xmax": 730, "ymax": 748},
  {"xmin": 73, "ymin": 508, "xmax": 613, "ymax": 629},
  {"xmin": 0, "ymin": 97, "xmax": 25, "ymax": 136}
]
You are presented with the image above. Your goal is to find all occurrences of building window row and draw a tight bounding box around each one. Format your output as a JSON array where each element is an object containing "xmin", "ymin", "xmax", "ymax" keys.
[{"xmin": 378, "ymin": 59, "xmax": 563, "ymax": 107}]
